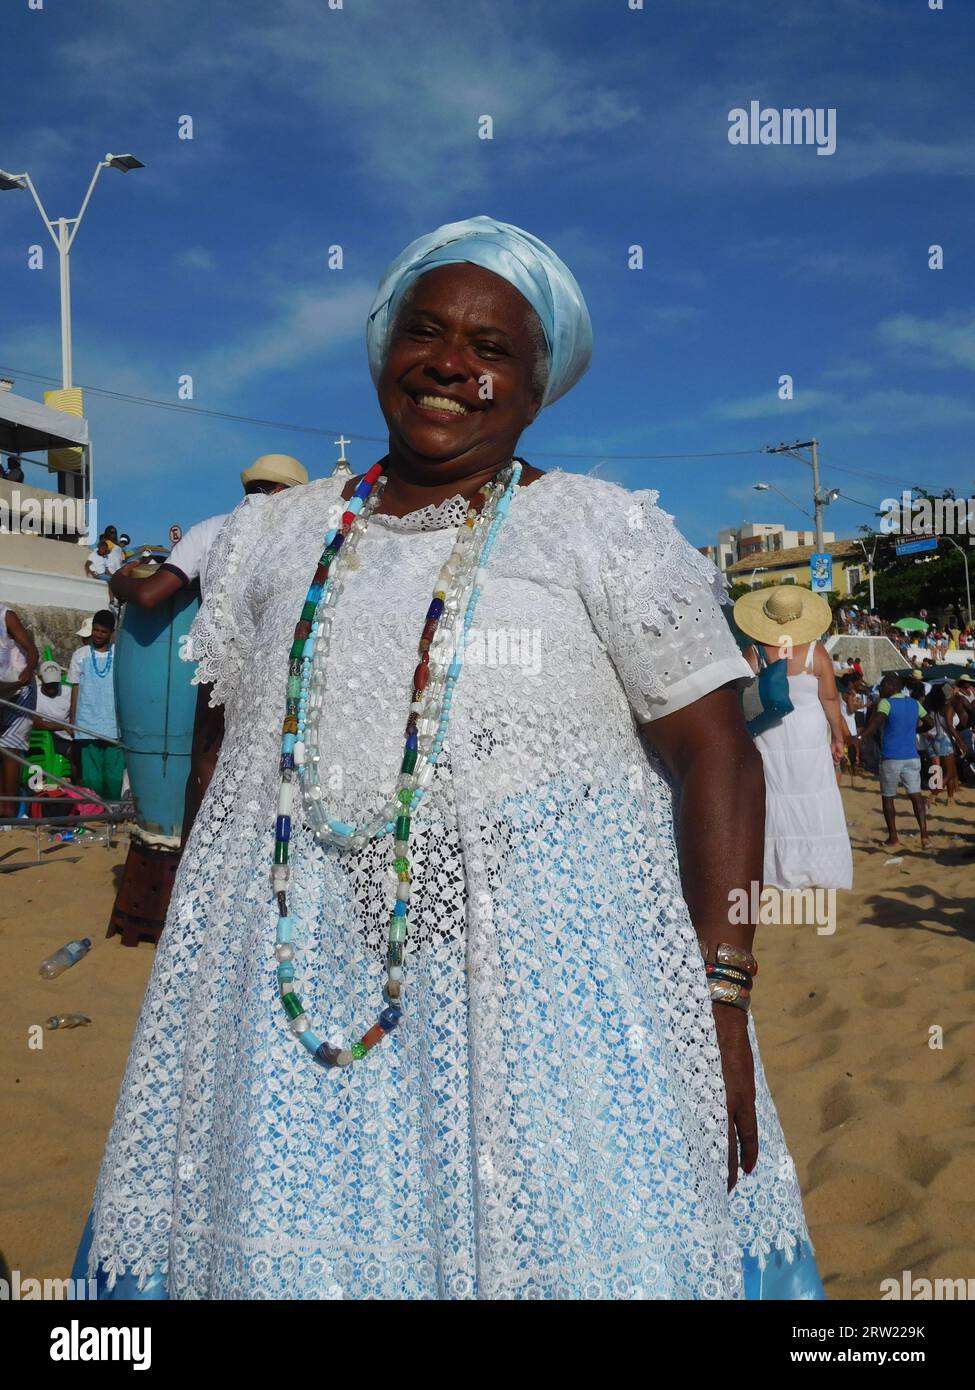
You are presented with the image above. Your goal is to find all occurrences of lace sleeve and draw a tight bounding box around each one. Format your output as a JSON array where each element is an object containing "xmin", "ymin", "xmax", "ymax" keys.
[
  {"xmin": 581, "ymin": 485, "xmax": 752, "ymax": 723},
  {"xmin": 184, "ymin": 499, "xmax": 263, "ymax": 707}
]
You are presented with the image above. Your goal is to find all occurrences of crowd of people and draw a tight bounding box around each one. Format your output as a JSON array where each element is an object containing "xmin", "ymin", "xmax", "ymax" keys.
[{"xmin": 832, "ymin": 603, "xmax": 974, "ymax": 661}]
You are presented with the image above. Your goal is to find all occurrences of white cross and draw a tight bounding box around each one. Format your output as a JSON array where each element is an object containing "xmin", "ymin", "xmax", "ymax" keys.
[{"xmin": 334, "ymin": 434, "xmax": 350, "ymax": 462}]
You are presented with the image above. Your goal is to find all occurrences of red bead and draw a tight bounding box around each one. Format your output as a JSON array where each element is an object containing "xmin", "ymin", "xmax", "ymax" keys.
[
  {"xmin": 419, "ymin": 652, "xmax": 429, "ymax": 666},
  {"xmin": 312, "ymin": 565, "xmax": 328, "ymax": 587},
  {"xmin": 295, "ymin": 620, "xmax": 311, "ymax": 641},
  {"xmin": 341, "ymin": 511, "xmax": 356, "ymax": 528},
  {"xmin": 421, "ymin": 619, "xmax": 438, "ymax": 642},
  {"xmin": 413, "ymin": 664, "xmax": 429, "ymax": 691},
  {"xmin": 360, "ymin": 1024, "xmax": 385, "ymax": 1052},
  {"xmin": 364, "ymin": 463, "xmax": 384, "ymax": 482}
]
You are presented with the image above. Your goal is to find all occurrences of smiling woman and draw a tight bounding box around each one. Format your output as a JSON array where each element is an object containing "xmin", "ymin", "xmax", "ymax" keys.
[{"xmin": 77, "ymin": 216, "xmax": 824, "ymax": 1301}]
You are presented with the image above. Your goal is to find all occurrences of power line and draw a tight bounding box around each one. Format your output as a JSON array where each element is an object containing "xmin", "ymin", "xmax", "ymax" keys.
[
  {"xmin": 1, "ymin": 362, "xmax": 962, "ymax": 483},
  {"xmin": 0, "ymin": 363, "xmax": 769, "ymax": 463}
]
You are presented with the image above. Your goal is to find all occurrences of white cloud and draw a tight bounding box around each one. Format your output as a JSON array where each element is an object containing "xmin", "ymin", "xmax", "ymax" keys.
[
  {"xmin": 198, "ymin": 281, "xmax": 375, "ymax": 391},
  {"xmin": 876, "ymin": 312, "xmax": 975, "ymax": 373},
  {"xmin": 175, "ymin": 247, "xmax": 216, "ymax": 272},
  {"xmin": 712, "ymin": 390, "xmax": 833, "ymax": 421}
]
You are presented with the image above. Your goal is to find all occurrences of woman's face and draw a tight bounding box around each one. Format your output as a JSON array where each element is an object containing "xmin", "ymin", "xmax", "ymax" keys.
[{"xmin": 377, "ymin": 263, "xmax": 546, "ymax": 474}]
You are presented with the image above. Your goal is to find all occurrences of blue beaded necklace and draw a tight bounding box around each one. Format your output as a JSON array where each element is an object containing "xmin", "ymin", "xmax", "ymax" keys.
[{"xmin": 90, "ymin": 645, "xmax": 113, "ymax": 678}]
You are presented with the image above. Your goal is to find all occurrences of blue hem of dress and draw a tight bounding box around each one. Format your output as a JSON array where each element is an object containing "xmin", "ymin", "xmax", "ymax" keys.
[{"xmin": 71, "ymin": 1210, "xmax": 825, "ymax": 1300}]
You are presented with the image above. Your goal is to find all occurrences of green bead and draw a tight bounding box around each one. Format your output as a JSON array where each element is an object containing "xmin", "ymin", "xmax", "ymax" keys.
[
  {"xmin": 274, "ymin": 840, "xmax": 289, "ymax": 865},
  {"xmin": 289, "ymin": 640, "xmax": 304, "ymax": 660},
  {"xmin": 397, "ymin": 788, "xmax": 412, "ymax": 806},
  {"xmin": 395, "ymin": 814, "xmax": 411, "ymax": 841},
  {"xmin": 351, "ymin": 1042, "xmax": 367, "ymax": 1060},
  {"xmin": 389, "ymin": 919, "xmax": 407, "ymax": 944},
  {"xmin": 287, "ymin": 676, "xmax": 301, "ymax": 698},
  {"xmin": 282, "ymin": 992, "xmax": 303, "ymax": 1019},
  {"xmin": 300, "ymin": 601, "xmax": 317, "ymax": 622},
  {"xmin": 393, "ymin": 856, "xmax": 410, "ymax": 874},
  {"xmin": 400, "ymin": 749, "xmax": 418, "ymax": 774}
]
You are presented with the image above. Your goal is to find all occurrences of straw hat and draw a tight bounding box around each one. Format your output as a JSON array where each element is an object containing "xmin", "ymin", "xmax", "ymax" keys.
[
  {"xmin": 240, "ymin": 454, "xmax": 308, "ymax": 489},
  {"xmin": 76, "ymin": 616, "xmax": 94, "ymax": 638},
  {"xmin": 733, "ymin": 584, "xmax": 833, "ymax": 647}
]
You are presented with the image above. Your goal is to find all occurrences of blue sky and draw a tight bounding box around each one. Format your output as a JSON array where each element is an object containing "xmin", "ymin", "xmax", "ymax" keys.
[{"xmin": 1, "ymin": 0, "xmax": 972, "ymax": 550}]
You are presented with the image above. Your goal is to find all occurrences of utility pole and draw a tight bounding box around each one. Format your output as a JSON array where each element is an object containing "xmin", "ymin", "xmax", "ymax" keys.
[
  {"xmin": 810, "ymin": 438, "xmax": 824, "ymax": 552},
  {"xmin": 764, "ymin": 438, "xmax": 837, "ymax": 553}
]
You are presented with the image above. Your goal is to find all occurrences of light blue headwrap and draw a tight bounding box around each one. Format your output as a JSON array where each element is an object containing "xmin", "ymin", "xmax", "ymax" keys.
[{"xmin": 366, "ymin": 215, "xmax": 592, "ymax": 407}]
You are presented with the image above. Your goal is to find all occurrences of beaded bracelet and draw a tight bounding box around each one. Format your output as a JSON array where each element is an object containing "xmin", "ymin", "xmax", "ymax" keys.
[{"xmin": 705, "ymin": 963, "xmax": 753, "ymax": 990}]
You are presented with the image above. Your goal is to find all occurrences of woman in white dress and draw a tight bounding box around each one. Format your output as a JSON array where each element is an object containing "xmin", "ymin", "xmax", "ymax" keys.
[
  {"xmin": 735, "ymin": 587, "xmax": 853, "ymax": 891},
  {"xmin": 77, "ymin": 217, "xmax": 825, "ymax": 1300}
]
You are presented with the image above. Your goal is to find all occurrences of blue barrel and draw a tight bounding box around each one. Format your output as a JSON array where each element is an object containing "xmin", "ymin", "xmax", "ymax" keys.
[{"xmin": 114, "ymin": 583, "xmax": 200, "ymax": 841}]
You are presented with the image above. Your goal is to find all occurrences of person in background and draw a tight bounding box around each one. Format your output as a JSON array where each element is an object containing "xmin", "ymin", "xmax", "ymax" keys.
[
  {"xmin": 862, "ymin": 675, "xmax": 933, "ymax": 848},
  {"xmin": 924, "ymin": 683, "xmax": 966, "ymax": 805},
  {"xmin": 110, "ymin": 455, "xmax": 309, "ymax": 611},
  {"xmin": 0, "ymin": 605, "xmax": 39, "ymax": 817},
  {"xmin": 735, "ymin": 585, "xmax": 853, "ymax": 890},
  {"xmin": 85, "ymin": 534, "xmax": 125, "ymax": 581},
  {"xmin": 67, "ymin": 609, "xmax": 124, "ymax": 802},
  {"xmin": 950, "ymin": 673, "xmax": 975, "ymax": 754},
  {"xmin": 841, "ymin": 674, "xmax": 870, "ymax": 774},
  {"xmin": 34, "ymin": 660, "xmax": 74, "ymax": 760}
]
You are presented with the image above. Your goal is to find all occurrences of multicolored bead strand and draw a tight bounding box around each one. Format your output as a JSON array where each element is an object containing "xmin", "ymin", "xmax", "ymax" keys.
[{"xmin": 271, "ymin": 459, "xmax": 522, "ymax": 1069}]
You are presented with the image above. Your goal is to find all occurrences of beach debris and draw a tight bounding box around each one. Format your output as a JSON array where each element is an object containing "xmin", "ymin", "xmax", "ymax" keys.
[
  {"xmin": 45, "ymin": 1014, "xmax": 92, "ymax": 1030},
  {"xmin": 884, "ymin": 857, "xmax": 904, "ymax": 865},
  {"xmin": 38, "ymin": 938, "xmax": 92, "ymax": 979}
]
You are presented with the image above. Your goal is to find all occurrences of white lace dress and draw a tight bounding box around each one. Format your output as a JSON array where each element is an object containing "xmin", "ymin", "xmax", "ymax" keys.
[{"xmin": 87, "ymin": 469, "xmax": 816, "ymax": 1299}]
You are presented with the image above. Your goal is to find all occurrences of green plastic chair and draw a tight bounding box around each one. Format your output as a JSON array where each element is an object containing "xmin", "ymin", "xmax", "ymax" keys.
[{"xmin": 21, "ymin": 728, "xmax": 72, "ymax": 790}]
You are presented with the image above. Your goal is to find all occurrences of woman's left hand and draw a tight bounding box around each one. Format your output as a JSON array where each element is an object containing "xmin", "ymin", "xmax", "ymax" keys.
[
  {"xmin": 830, "ymin": 736, "xmax": 845, "ymax": 762},
  {"xmin": 712, "ymin": 1003, "xmax": 758, "ymax": 1192}
]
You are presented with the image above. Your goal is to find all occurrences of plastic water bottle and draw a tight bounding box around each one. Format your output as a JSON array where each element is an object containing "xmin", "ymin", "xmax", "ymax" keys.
[
  {"xmin": 45, "ymin": 1014, "xmax": 92, "ymax": 1030},
  {"xmin": 38, "ymin": 938, "xmax": 92, "ymax": 979}
]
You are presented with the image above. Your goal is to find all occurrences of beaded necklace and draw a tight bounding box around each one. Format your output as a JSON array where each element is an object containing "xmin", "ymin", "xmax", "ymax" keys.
[
  {"xmin": 271, "ymin": 458, "xmax": 522, "ymax": 1069},
  {"xmin": 90, "ymin": 646, "xmax": 113, "ymax": 678}
]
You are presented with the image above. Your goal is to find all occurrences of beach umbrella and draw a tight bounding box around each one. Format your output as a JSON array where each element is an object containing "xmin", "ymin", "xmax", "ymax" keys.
[{"xmin": 892, "ymin": 617, "xmax": 929, "ymax": 632}]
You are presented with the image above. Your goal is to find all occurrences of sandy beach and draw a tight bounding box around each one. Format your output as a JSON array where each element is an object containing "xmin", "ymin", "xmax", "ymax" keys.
[{"xmin": 2, "ymin": 778, "xmax": 973, "ymax": 1299}]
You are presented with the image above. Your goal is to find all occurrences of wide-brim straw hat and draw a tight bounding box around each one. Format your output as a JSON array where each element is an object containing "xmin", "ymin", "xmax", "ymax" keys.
[
  {"xmin": 733, "ymin": 584, "xmax": 833, "ymax": 647},
  {"xmin": 240, "ymin": 453, "xmax": 308, "ymax": 489}
]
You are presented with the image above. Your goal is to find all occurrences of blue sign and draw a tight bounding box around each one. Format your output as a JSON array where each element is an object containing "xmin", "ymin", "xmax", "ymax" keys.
[
  {"xmin": 895, "ymin": 537, "xmax": 938, "ymax": 556},
  {"xmin": 809, "ymin": 552, "xmax": 833, "ymax": 592}
]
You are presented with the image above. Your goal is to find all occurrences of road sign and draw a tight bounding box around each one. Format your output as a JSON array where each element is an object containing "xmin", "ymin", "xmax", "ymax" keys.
[
  {"xmin": 895, "ymin": 537, "xmax": 938, "ymax": 556},
  {"xmin": 809, "ymin": 552, "xmax": 833, "ymax": 592}
]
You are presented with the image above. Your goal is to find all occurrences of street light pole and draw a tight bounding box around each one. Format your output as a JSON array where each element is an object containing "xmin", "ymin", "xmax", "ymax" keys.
[
  {"xmin": 857, "ymin": 536, "xmax": 878, "ymax": 610},
  {"xmin": 942, "ymin": 535, "xmax": 973, "ymax": 627},
  {"xmin": 56, "ymin": 217, "xmax": 73, "ymax": 388},
  {"xmin": 0, "ymin": 154, "xmax": 143, "ymax": 498}
]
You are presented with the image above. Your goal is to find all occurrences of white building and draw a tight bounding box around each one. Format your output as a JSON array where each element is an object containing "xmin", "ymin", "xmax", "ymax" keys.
[{"xmin": 707, "ymin": 521, "xmax": 835, "ymax": 573}]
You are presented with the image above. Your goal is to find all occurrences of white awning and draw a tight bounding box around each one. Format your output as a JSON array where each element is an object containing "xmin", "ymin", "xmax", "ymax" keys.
[{"xmin": 0, "ymin": 390, "xmax": 90, "ymax": 453}]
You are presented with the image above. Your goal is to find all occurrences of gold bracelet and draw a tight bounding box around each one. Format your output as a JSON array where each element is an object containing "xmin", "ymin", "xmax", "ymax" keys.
[{"xmin": 700, "ymin": 940, "xmax": 758, "ymax": 978}]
